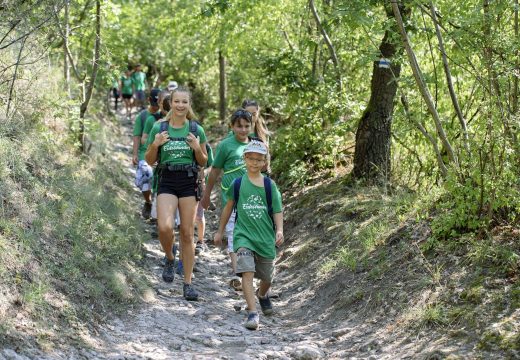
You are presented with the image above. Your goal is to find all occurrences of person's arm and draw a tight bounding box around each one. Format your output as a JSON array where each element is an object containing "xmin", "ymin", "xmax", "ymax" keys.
[
  {"xmin": 132, "ymin": 136, "xmax": 140, "ymax": 166},
  {"xmin": 274, "ymin": 212, "xmax": 284, "ymax": 246},
  {"xmin": 214, "ymin": 199, "xmax": 234, "ymax": 247},
  {"xmin": 201, "ymin": 167, "xmax": 222, "ymax": 209}
]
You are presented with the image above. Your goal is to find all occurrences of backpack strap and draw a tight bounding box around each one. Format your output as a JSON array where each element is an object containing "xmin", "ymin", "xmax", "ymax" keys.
[
  {"xmin": 264, "ymin": 176, "xmax": 275, "ymax": 230},
  {"xmin": 233, "ymin": 177, "xmax": 243, "ymax": 223},
  {"xmin": 157, "ymin": 121, "xmax": 169, "ymax": 165}
]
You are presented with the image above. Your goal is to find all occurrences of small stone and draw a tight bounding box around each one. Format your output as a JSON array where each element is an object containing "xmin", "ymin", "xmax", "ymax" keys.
[{"xmin": 291, "ymin": 344, "xmax": 325, "ymax": 359}]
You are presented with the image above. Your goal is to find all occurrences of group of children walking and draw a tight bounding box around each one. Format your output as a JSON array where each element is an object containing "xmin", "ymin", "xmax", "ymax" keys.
[
  {"xmin": 112, "ymin": 64, "xmax": 149, "ymax": 119},
  {"xmin": 130, "ymin": 80, "xmax": 283, "ymax": 330}
]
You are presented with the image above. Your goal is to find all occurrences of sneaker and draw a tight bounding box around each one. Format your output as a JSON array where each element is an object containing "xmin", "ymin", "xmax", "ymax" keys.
[
  {"xmin": 257, "ymin": 291, "xmax": 273, "ymax": 315},
  {"xmin": 161, "ymin": 244, "xmax": 177, "ymax": 267},
  {"xmin": 162, "ymin": 259, "xmax": 175, "ymax": 282},
  {"xmin": 195, "ymin": 241, "xmax": 204, "ymax": 255},
  {"xmin": 244, "ymin": 312, "xmax": 259, "ymax": 330},
  {"xmin": 142, "ymin": 202, "xmax": 152, "ymax": 219},
  {"xmin": 183, "ymin": 283, "xmax": 199, "ymax": 301},
  {"xmin": 176, "ymin": 261, "xmax": 184, "ymax": 277}
]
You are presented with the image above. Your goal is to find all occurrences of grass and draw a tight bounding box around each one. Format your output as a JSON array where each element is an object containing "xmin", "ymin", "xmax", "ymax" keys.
[{"xmin": 0, "ymin": 93, "xmax": 149, "ymax": 348}]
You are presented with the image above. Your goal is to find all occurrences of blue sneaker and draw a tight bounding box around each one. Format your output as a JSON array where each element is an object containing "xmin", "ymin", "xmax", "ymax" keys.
[
  {"xmin": 162, "ymin": 259, "xmax": 175, "ymax": 282},
  {"xmin": 176, "ymin": 260, "xmax": 184, "ymax": 277},
  {"xmin": 257, "ymin": 291, "xmax": 273, "ymax": 315},
  {"xmin": 244, "ymin": 312, "xmax": 259, "ymax": 330},
  {"xmin": 161, "ymin": 244, "xmax": 177, "ymax": 267},
  {"xmin": 183, "ymin": 283, "xmax": 199, "ymax": 301}
]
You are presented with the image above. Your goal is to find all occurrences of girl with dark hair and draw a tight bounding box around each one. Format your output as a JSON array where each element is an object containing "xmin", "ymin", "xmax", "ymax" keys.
[
  {"xmin": 241, "ymin": 100, "xmax": 270, "ymax": 144},
  {"xmin": 201, "ymin": 109, "xmax": 253, "ymax": 289}
]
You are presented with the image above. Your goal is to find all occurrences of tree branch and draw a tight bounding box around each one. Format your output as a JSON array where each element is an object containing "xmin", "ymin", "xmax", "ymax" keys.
[
  {"xmin": 391, "ymin": 0, "xmax": 458, "ymax": 172},
  {"xmin": 309, "ymin": 0, "xmax": 342, "ymax": 91},
  {"xmin": 6, "ymin": 35, "xmax": 27, "ymax": 117},
  {"xmin": 53, "ymin": 4, "xmax": 82, "ymax": 82},
  {"xmin": 429, "ymin": 1, "xmax": 470, "ymax": 153}
]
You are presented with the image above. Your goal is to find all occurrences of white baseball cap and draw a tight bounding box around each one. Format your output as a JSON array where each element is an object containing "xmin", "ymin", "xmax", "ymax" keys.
[
  {"xmin": 167, "ymin": 81, "xmax": 178, "ymax": 91},
  {"xmin": 243, "ymin": 140, "xmax": 268, "ymax": 155}
]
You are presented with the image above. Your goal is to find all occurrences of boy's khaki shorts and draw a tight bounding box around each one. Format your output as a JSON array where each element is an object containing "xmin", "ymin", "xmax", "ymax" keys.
[{"xmin": 236, "ymin": 248, "xmax": 275, "ymax": 283}]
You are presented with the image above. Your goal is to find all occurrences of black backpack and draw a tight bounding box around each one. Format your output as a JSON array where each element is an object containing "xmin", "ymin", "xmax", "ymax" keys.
[
  {"xmin": 158, "ymin": 120, "xmax": 211, "ymax": 165},
  {"xmin": 233, "ymin": 176, "xmax": 275, "ymax": 230},
  {"xmin": 138, "ymin": 110, "xmax": 162, "ymax": 135}
]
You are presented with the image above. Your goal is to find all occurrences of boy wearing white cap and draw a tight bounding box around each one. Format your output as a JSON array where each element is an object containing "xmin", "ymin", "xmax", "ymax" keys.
[{"xmin": 214, "ymin": 140, "xmax": 284, "ymax": 330}]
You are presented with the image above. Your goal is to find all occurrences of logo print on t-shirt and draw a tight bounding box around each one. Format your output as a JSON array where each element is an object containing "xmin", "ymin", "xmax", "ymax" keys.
[{"xmin": 242, "ymin": 194, "xmax": 266, "ymax": 220}]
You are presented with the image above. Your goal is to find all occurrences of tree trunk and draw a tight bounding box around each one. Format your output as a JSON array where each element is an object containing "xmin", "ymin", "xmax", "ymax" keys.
[
  {"xmin": 352, "ymin": 5, "xmax": 409, "ymax": 182},
  {"xmin": 218, "ymin": 50, "xmax": 226, "ymax": 120},
  {"xmin": 78, "ymin": 0, "xmax": 100, "ymax": 153},
  {"xmin": 513, "ymin": 0, "xmax": 518, "ymax": 114}
]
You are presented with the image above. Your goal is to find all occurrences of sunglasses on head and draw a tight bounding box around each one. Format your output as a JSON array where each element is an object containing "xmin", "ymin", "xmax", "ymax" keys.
[{"xmin": 232, "ymin": 109, "xmax": 252, "ymax": 122}]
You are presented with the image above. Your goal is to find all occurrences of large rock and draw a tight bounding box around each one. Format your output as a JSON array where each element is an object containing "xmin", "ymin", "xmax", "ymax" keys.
[{"xmin": 290, "ymin": 344, "xmax": 325, "ymax": 359}]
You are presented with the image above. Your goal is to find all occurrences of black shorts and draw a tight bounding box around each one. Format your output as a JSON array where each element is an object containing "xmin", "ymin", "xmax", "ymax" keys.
[
  {"xmin": 112, "ymin": 88, "xmax": 119, "ymax": 97},
  {"xmin": 157, "ymin": 168, "xmax": 197, "ymax": 198},
  {"xmin": 122, "ymin": 93, "xmax": 133, "ymax": 99}
]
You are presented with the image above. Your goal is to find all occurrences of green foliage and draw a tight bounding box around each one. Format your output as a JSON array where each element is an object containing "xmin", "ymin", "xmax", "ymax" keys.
[{"xmin": 0, "ymin": 74, "xmax": 148, "ymax": 341}]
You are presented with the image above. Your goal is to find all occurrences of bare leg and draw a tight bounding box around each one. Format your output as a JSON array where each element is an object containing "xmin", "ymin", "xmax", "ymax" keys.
[
  {"xmin": 241, "ymin": 272, "xmax": 256, "ymax": 312},
  {"xmin": 157, "ymin": 194, "xmax": 178, "ymax": 261},
  {"xmin": 257, "ymin": 280, "xmax": 271, "ymax": 298},
  {"xmin": 178, "ymin": 196, "xmax": 197, "ymax": 284}
]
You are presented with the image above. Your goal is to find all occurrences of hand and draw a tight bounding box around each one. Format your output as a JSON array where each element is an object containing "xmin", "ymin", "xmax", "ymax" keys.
[
  {"xmin": 153, "ymin": 131, "xmax": 169, "ymax": 147},
  {"xmin": 132, "ymin": 155, "xmax": 138, "ymax": 166},
  {"xmin": 275, "ymin": 231, "xmax": 284, "ymax": 247},
  {"xmin": 214, "ymin": 231, "xmax": 223, "ymax": 247},
  {"xmin": 185, "ymin": 133, "xmax": 200, "ymax": 151}
]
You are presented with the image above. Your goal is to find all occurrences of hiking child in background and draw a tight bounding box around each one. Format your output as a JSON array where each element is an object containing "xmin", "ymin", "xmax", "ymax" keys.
[
  {"xmin": 242, "ymin": 99, "xmax": 270, "ymax": 144},
  {"xmin": 242, "ymin": 99, "xmax": 271, "ymax": 173},
  {"xmin": 214, "ymin": 140, "xmax": 283, "ymax": 330},
  {"xmin": 119, "ymin": 67, "xmax": 134, "ymax": 120},
  {"xmin": 109, "ymin": 67, "xmax": 120, "ymax": 112},
  {"xmin": 145, "ymin": 86, "xmax": 208, "ymax": 301},
  {"xmin": 133, "ymin": 88, "xmax": 161, "ymax": 220},
  {"xmin": 132, "ymin": 64, "xmax": 147, "ymax": 110},
  {"xmin": 149, "ymin": 91, "xmax": 171, "ymax": 224},
  {"xmin": 201, "ymin": 109, "xmax": 253, "ymax": 289}
]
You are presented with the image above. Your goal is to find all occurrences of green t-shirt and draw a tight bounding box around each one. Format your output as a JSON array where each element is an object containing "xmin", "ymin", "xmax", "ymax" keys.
[
  {"xmin": 132, "ymin": 71, "xmax": 146, "ymax": 91},
  {"xmin": 146, "ymin": 121, "xmax": 207, "ymax": 165},
  {"xmin": 143, "ymin": 112, "xmax": 162, "ymax": 135},
  {"xmin": 120, "ymin": 75, "xmax": 133, "ymax": 95},
  {"xmin": 206, "ymin": 145, "xmax": 214, "ymax": 168},
  {"xmin": 132, "ymin": 110, "xmax": 152, "ymax": 161},
  {"xmin": 212, "ymin": 136, "xmax": 248, "ymax": 204},
  {"xmin": 226, "ymin": 175, "xmax": 282, "ymax": 259}
]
